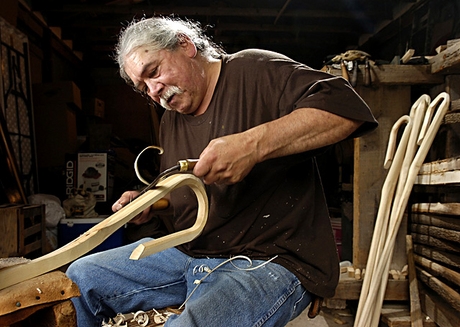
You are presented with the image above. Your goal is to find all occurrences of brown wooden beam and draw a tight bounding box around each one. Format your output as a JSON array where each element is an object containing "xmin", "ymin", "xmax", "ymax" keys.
[
  {"xmin": 331, "ymin": 275, "xmax": 409, "ymax": 300},
  {"xmin": 326, "ymin": 64, "xmax": 443, "ymax": 86},
  {"xmin": 417, "ymin": 267, "xmax": 460, "ymax": 312},
  {"xmin": 420, "ymin": 284, "xmax": 460, "ymax": 327}
]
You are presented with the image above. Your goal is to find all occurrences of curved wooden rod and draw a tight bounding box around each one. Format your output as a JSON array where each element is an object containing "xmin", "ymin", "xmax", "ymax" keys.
[
  {"xmin": 354, "ymin": 92, "xmax": 450, "ymax": 327},
  {"xmin": 129, "ymin": 175, "xmax": 208, "ymax": 260},
  {"xmin": 0, "ymin": 174, "xmax": 208, "ymax": 290}
]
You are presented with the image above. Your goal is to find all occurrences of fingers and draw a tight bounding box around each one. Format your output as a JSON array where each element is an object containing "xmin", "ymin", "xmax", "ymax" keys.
[
  {"xmin": 128, "ymin": 207, "xmax": 153, "ymax": 225},
  {"xmin": 112, "ymin": 190, "xmax": 153, "ymax": 225},
  {"xmin": 195, "ymin": 153, "xmax": 249, "ymax": 185},
  {"xmin": 193, "ymin": 158, "xmax": 214, "ymax": 184},
  {"xmin": 112, "ymin": 190, "xmax": 139, "ymax": 212}
]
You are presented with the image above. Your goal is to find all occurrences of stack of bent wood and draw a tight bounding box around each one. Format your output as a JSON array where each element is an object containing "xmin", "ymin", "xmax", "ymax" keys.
[{"xmin": 354, "ymin": 92, "xmax": 450, "ymax": 327}]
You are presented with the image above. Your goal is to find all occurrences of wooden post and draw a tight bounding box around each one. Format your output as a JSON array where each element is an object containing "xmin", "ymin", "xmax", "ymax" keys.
[
  {"xmin": 353, "ymin": 84, "xmax": 412, "ymax": 270},
  {"xmin": 406, "ymin": 235, "xmax": 424, "ymax": 327}
]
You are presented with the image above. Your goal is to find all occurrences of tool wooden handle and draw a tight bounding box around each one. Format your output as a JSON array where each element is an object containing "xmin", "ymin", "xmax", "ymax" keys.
[
  {"xmin": 178, "ymin": 159, "xmax": 199, "ymax": 171},
  {"xmin": 152, "ymin": 198, "xmax": 169, "ymax": 210}
]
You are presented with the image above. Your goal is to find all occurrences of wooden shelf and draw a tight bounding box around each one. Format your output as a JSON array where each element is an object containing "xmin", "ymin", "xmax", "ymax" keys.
[
  {"xmin": 324, "ymin": 63, "xmax": 444, "ymax": 86},
  {"xmin": 429, "ymin": 41, "xmax": 460, "ymax": 74},
  {"xmin": 332, "ymin": 273, "xmax": 409, "ymax": 301}
]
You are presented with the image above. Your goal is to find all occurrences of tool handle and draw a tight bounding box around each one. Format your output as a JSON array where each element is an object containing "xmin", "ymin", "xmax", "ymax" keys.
[
  {"xmin": 152, "ymin": 198, "xmax": 170, "ymax": 210},
  {"xmin": 178, "ymin": 159, "xmax": 199, "ymax": 172}
]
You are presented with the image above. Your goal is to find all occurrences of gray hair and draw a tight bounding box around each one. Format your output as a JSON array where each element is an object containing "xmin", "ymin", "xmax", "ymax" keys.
[{"xmin": 115, "ymin": 16, "xmax": 225, "ymax": 83}]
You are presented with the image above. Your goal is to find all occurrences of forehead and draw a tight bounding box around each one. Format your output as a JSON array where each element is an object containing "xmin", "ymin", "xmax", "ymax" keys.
[{"xmin": 126, "ymin": 46, "xmax": 159, "ymax": 67}]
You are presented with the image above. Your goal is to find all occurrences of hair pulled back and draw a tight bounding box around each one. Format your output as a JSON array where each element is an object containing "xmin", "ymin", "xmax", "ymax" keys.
[{"xmin": 115, "ymin": 16, "xmax": 224, "ymax": 83}]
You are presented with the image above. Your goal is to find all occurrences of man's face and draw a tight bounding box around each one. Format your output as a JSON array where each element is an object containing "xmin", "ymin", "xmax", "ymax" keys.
[{"xmin": 124, "ymin": 41, "xmax": 206, "ymax": 115}]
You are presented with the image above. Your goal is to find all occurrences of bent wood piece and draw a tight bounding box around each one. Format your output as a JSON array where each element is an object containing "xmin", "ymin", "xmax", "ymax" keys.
[
  {"xmin": 367, "ymin": 93, "xmax": 449, "ymax": 327},
  {"xmin": 368, "ymin": 92, "xmax": 450, "ymax": 327},
  {"xmin": 130, "ymin": 174, "xmax": 208, "ymax": 260},
  {"xmin": 354, "ymin": 115, "xmax": 413, "ymax": 324},
  {"xmin": 0, "ymin": 174, "xmax": 208, "ymax": 291}
]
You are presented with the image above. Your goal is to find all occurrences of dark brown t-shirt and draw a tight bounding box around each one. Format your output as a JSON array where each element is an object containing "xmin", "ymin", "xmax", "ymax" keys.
[{"xmin": 159, "ymin": 49, "xmax": 377, "ymax": 297}]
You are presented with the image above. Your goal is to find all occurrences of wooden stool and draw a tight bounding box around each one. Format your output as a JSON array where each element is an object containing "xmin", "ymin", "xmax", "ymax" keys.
[{"xmin": 0, "ymin": 270, "xmax": 80, "ymax": 327}]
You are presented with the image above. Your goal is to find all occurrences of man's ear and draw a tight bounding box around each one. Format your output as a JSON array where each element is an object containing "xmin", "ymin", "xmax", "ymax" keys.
[{"xmin": 178, "ymin": 34, "xmax": 197, "ymax": 58}]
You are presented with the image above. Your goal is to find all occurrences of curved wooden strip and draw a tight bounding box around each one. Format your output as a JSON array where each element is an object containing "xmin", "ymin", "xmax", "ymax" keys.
[
  {"xmin": 0, "ymin": 174, "xmax": 208, "ymax": 290},
  {"xmin": 355, "ymin": 92, "xmax": 450, "ymax": 327},
  {"xmin": 129, "ymin": 174, "xmax": 208, "ymax": 260}
]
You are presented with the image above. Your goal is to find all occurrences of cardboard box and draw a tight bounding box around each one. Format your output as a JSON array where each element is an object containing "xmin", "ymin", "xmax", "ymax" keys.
[
  {"xmin": 76, "ymin": 153, "xmax": 114, "ymax": 202},
  {"xmin": 58, "ymin": 218, "xmax": 124, "ymax": 254}
]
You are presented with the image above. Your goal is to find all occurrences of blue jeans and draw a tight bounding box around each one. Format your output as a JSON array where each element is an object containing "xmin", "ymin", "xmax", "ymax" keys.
[{"xmin": 67, "ymin": 238, "xmax": 311, "ymax": 327}]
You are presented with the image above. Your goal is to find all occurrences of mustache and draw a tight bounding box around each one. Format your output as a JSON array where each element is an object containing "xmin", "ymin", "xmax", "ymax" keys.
[{"xmin": 160, "ymin": 86, "xmax": 183, "ymax": 110}]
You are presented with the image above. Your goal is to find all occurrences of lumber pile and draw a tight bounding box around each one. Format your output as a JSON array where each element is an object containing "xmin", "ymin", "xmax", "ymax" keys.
[
  {"xmin": 429, "ymin": 38, "xmax": 460, "ymax": 74},
  {"xmin": 353, "ymin": 92, "xmax": 450, "ymax": 327},
  {"xmin": 344, "ymin": 265, "xmax": 408, "ymax": 281},
  {"xmin": 410, "ymin": 203, "xmax": 460, "ymax": 327}
]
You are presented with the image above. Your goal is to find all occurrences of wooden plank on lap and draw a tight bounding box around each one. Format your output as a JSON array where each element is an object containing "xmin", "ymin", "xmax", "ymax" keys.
[{"xmin": 0, "ymin": 174, "xmax": 208, "ymax": 290}]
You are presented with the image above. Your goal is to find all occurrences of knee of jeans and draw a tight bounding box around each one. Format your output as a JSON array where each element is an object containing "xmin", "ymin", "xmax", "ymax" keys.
[{"xmin": 66, "ymin": 256, "xmax": 94, "ymax": 285}]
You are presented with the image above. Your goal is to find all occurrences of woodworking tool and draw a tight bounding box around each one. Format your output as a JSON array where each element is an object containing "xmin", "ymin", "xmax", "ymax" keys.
[{"xmin": 136, "ymin": 159, "xmax": 199, "ymax": 197}]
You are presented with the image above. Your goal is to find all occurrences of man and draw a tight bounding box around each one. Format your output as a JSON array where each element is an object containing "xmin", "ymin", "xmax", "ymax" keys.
[{"xmin": 67, "ymin": 16, "xmax": 377, "ymax": 326}]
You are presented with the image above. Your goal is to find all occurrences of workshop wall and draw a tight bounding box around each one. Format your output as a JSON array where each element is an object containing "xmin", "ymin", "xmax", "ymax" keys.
[{"xmin": 0, "ymin": 2, "xmax": 160, "ymax": 213}]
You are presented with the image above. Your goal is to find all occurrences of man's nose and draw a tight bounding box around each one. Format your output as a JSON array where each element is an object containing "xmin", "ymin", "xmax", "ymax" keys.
[{"xmin": 146, "ymin": 80, "xmax": 163, "ymax": 100}]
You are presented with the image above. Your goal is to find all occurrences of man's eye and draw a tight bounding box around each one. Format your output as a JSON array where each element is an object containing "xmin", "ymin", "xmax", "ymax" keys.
[{"xmin": 148, "ymin": 68, "xmax": 158, "ymax": 78}]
